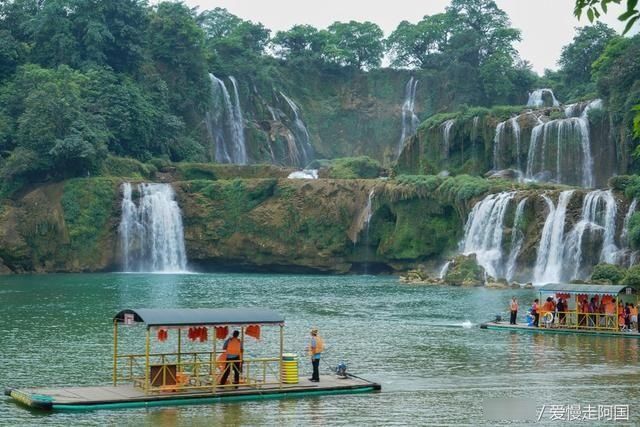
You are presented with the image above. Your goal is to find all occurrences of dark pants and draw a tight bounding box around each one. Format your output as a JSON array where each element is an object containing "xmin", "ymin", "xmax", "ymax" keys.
[
  {"xmin": 533, "ymin": 313, "xmax": 539, "ymax": 327},
  {"xmin": 311, "ymin": 358, "xmax": 320, "ymax": 381},
  {"xmin": 510, "ymin": 310, "xmax": 517, "ymax": 325},
  {"xmin": 220, "ymin": 356, "xmax": 241, "ymax": 385}
]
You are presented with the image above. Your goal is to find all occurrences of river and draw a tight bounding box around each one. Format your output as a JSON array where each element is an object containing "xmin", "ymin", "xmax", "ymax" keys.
[{"xmin": 1, "ymin": 274, "xmax": 639, "ymax": 426}]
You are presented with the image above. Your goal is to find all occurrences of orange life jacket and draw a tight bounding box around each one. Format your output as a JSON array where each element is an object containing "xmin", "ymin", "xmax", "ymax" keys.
[
  {"xmin": 510, "ymin": 301, "xmax": 518, "ymax": 311},
  {"xmin": 311, "ymin": 335, "xmax": 324, "ymax": 355},
  {"xmin": 226, "ymin": 337, "xmax": 242, "ymax": 356}
]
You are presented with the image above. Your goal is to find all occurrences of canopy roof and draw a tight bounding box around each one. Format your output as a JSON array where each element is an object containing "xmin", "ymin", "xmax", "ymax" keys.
[
  {"xmin": 114, "ymin": 308, "xmax": 285, "ymax": 327},
  {"xmin": 539, "ymin": 283, "xmax": 633, "ymax": 295}
]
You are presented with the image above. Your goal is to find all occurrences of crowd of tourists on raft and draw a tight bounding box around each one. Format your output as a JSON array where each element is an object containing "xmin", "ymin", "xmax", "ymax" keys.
[{"xmin": 508, "ymin": 296, "xmax": 640, "ymax": 332}]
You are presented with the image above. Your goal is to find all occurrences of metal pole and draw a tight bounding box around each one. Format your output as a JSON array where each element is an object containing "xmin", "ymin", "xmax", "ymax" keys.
[
  {"xmin": 145, "ymin": 328, "xmax": 150, "ymax": 393},
  {"xmin": 178, "ymin": 328, "xmax": 182, "ymax": 368},
  {"xmin": 213, "ymin": 328, "xmax": 217, "ymax": 393},
  {"xmin": 113, "ymin": 320, "xmax": 118, "ymax": 386},
  {"xmin": 279, "ymin": 324, "xmax": 284, "ymax": 389}
]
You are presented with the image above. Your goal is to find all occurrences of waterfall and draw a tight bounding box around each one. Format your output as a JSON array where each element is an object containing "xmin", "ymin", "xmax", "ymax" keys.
[
  {"xmin": 492, "ymin": 121, "xmax": 506, "ymax": 171},
  {"xmin": 119, "ymin": 183, "xmax": 188, "ymax": 273},
  {"xmin": 524, "ymin": 100, "xmax": 600, "ymax": 187},
  {"xmin": 527, "ymin": 88, "xmax": 560, "ymax": 108},
  {"xmin": 280, "ymin": 92, "xmax": 314, "ymax": 168},
  {"xmin": 228, "ymin": 76, "xmax": 248, "ymax": 165},
  {"xmin": 398, "ymin": 77, "xmax": 420, "ymax": 156},
  {"xmin": 563, "ymin": 190, "xmax": 618, "ymax": 279},
  {"xmin": 438, "ymin": 261, "xmax": 451, "ymax": 279},
  {"xmin": 621, "ymin": 199, "xmax": 637, "ymax": 245},
  {"xmin": 510, "ymin": 116, "xmax": 521, "ymax": 172},
  {"xmin": 505, "ymin": 198, "xmax": 527, "ymax": 282},
  {"xmin": 205, "ymin": 74, "xmax": 247, "ymax": 165},
  {"xmin": 533, "ymin": 191, "xmax": 574, "ymax": 284},
  {"xmin": 461, "ymin": 192, "xmax": 515, "ymax": 279},
  {"xmin": 441, "ymin": 119, "xmax": 455, "ymax": 159},
  {"xmin": 471, "ymin": 116, "xmax": 479, "ymax": 140},
  {"xmin": 354, "ymin": 188, "xmax": 376, "ymax": 244}
]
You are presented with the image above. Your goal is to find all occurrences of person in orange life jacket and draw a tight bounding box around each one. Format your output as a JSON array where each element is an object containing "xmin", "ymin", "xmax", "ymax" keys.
[
  {"xmin": 509, "ymin": 296, "xmax": 518, "ymax": 325},
  {"xmin": 220, "ymin": 330, "xmax": 243, "ymax": 385},
  {"xmin": 307, "ymin": 327, "xmax": 324, "ymax": 382},
  {"xmin": 531, "ymin": 299, "xmax": 540, "ymax": 327}
]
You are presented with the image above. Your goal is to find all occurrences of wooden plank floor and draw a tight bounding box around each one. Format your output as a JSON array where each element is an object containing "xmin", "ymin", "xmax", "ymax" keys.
[{"xmin": 12, "ymin": 375, "xmax": 376, "ymax": 405}]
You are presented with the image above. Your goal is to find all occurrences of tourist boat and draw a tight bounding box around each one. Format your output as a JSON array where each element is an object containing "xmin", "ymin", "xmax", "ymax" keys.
[
  {"xmin": 5, "ymin": 308, "xmax": 380, "ymax": 411},
  {"xmin": 481, "ymin": 283, "xmax": 640, "ymax": 338}
]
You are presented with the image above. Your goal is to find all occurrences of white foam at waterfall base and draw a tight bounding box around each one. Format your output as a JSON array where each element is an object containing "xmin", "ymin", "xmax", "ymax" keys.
[
  {"xmin": 461, "ymin": 192, "xmax": 515, "ymax": 279},
  {"xmin": 119, "ymin": 183, "xmax": 189, "ymax": 273},
  {"xmin": 287, "ymin": 169, "xmax": 318, "ymax": 179}
]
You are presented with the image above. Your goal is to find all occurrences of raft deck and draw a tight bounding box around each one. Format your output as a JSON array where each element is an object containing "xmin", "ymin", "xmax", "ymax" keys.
[
  {"xmin": 481, "ymin": 321, "xmax": 640, "ymax": 338},
  {"xmin": 5, "ymin": 374, "xmax": 380, "ymax": 411}
]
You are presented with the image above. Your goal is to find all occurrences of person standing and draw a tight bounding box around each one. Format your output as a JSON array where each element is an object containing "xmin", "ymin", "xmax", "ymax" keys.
[
  {"xmin": 509, "ymin": 296, "xmax": 518, "ymax": 325},
  {"xmin": 220, "ymin": 330, "xmax": 243, "ymax": 385},
  {"xmin": 308, "ymin": 327, "xmax": 324, "ymax": 382},
  {"xmin": 532, "ymin": 299, "xmax": 540, "ymax": 327}
]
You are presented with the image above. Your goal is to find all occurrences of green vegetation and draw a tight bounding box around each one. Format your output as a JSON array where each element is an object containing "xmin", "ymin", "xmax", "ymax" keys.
[
  {"xmin": 622, "ymin": 265, "xmax": 640, "ymax": 287},
  {"xmin": 61, "ymin": 178, "xmax": 117, "ymax": 258},
  {"xmin": 326, "ymin": 156, "xmax": 383, "ymax": 179},
  {"xmin": 590, "ymin": 263, "xmax": 626, "ymax": 283}
]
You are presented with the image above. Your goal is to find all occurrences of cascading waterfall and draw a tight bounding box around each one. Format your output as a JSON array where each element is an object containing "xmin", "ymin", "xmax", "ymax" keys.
[
  {"xmin": 461, "ymin": 192, "xmax": 515, "ymax": 279},
  {"xmin": 505, "ymin": 198, "xmax": 527, "ymax": 282},
  {"xmin": 119, "ymin": 183, "xmax": 188, "ymax": 273},
  {"xmin": 438, "ymin": 261, "xmax": 452, "ymax": 279},
  {"xmin": 524, "ymin": 100, "xmax": 601, "ymax": 187},
  {"xmin": 228, "ymin": 76, "xmax": 248, "ymax": 165},
  {"xmin": 441, "ymin": 119, "xmax": 455, "ymax": 159},
  {"xmin": 280, "ymin": 92, "xmax": 314, "ymax": 168},
  {"xmin": 562, "ymin": 190, "xmax": 617, "ymax": 279},
  {"xmin": 621, "ymin": 199, "xmax": 637, "ymax": 245},
  {"xmin": 527, "ymin": 88, "xmax": 560, "ymax": 108},
  {"xmin": 533, "ymin": 191, "xmax": 574, "ymax": 284},
  {"xmin": 510, "ymin": 116, "xmax": 522, "ymax": 172},
  {"xmin": 492, "ymin": 121, "xmax": 506, "ymax": 171},
  {"xmin": 205, "ymin": 74, "xmax": 247, "ymax": 165},
  {"xmin": 398, "ymin": 77, "xmax": 420, "ymax": 156}
]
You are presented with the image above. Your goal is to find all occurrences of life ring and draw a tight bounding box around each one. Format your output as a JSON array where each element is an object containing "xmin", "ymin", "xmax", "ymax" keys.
[{"xmin": 542, "ymin": 312, "xmax": 554, "ymax": 325}]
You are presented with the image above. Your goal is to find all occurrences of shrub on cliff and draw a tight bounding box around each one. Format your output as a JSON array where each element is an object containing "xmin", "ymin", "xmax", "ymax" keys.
[
  {"xmin": 622, "ymin": 265, "xmax": 640, "ymax": 288},
  {"xmin": 327, "ymin": 156, "xmax": 383, "ymax": 179},
  {"xmin": 590, "ymin": 263, "xmax": 626, "ymax": 284}
]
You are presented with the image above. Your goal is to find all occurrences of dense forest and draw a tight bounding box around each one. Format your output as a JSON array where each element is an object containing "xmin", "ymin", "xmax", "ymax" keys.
[{"xmin": 0, "ymin": 0, "xmax": 637, "ymax": 197}]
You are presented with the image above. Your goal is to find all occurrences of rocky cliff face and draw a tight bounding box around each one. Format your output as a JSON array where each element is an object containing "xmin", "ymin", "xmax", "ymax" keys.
[
  {"xmin": 1, "ymin": 173, "xmax": 634, "ymax": 277},
  {"xmin": 0, "ymin": 174, "xmax": 511, "ymax": 274},
  {"xmin": 203, "ymin": 68, "xmax": 442, "ymax": 167}
]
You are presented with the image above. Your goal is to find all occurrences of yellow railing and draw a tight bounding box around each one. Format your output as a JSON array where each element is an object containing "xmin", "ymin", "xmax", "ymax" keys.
[
  {"xmin": 539, "ymin": 310, "xmax": 620, "ymax": 331},
  {"xmin": 115, "ymin": 351, "xmax": 283, "ymax": 393}
]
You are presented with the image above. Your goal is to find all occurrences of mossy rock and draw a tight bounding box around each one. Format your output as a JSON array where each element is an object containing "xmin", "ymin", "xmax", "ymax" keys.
[{"xmin": 443, "ymin": 254, "xmax": 485, "ymax": 287}]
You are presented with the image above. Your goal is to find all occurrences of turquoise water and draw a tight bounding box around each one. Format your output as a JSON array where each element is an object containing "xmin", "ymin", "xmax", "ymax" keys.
[{"xmin": 1, "ymin": 273, "xmax": 639, "ymax": 426}]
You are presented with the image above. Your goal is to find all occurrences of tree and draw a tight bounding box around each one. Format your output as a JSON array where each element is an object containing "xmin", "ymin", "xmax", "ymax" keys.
[
  {"xmin": 147, "ymin": 2, "xmax": 209, "ymax": 117},
  {"xmin": 557, "ymin": 22, "xmax": 616, "ymax": 99},
  {"xmin": 327, "ymin": 21, "xmax": 384, "ymax": 69},
  {"xmin": 386, "ymin": 14, "xmax": 449, "ymax": 69},
  {"xmin": 575, "ymin": 0, "xmax": 640, "ymax": 34},
  {"xmin": 2, "ymin": 64, "xmax": 108, "ymax": 179},
  {"xmin": 272, "ymin": 25, "xmax": 329, "ymax": 63}
]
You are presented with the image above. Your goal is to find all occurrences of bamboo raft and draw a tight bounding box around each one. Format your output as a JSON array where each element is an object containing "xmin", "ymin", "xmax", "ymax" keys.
[
  {"xmin": 5, "ymin": 375, "xmax": 380, "ymax": 411},
  {"xmin": 5, "ymin": 308, "xmax": 380, "ymax": 412}
]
